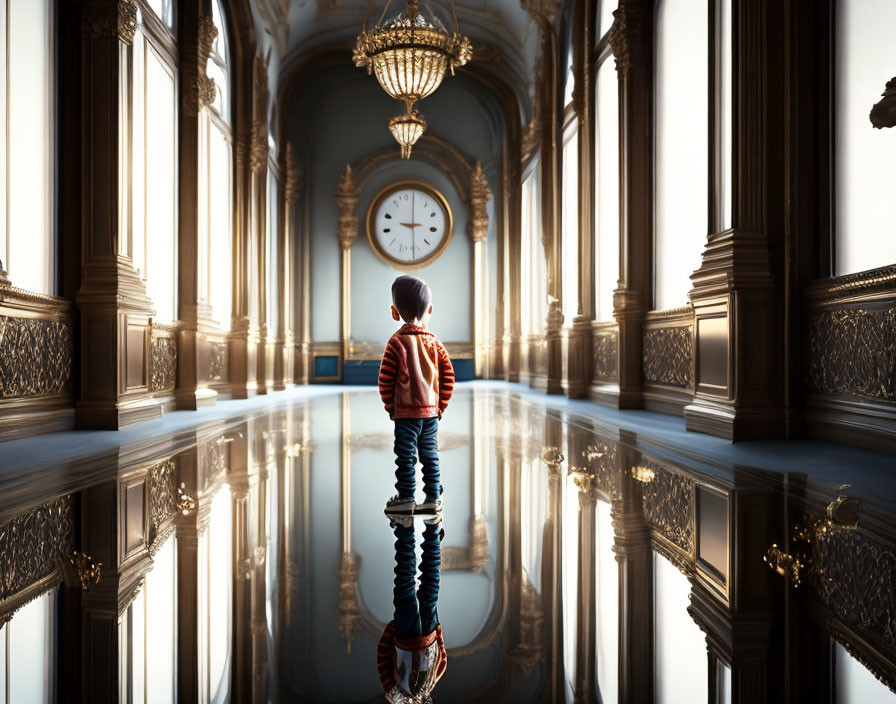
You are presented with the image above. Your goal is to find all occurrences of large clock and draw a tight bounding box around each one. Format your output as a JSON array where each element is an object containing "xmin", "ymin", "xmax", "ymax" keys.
[{"xmin": 366, "ymin": 181, "xmax": 453, "ymax": 269}]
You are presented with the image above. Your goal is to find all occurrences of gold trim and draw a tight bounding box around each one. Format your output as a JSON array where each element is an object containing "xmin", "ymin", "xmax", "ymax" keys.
[{"xmin": 365, "ymin": 180, "xmax": 454, "ymax": 271}]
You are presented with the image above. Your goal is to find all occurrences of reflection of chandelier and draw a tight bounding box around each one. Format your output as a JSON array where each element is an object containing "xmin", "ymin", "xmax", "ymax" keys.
[
  {"xmin": 388, "ymin": 107, "xmax": 427, "ymax": 159},
  {"xmin": 354, "ymin": 0, "xmax": 472, "ymax": 156}
]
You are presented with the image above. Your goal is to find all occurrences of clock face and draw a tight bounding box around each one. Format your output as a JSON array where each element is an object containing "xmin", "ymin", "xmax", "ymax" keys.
[{"xmin": 367, "ymin": 182, "xmax": 453, "ymax": 269}]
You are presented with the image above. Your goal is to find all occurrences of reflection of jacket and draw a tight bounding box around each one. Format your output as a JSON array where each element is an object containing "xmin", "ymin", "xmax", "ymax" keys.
[
  {"xmin": 376, "ymin": 622, "xmax": 447, "ymax": 696},
  {"xmin": 378, "ymin": 324, "xmax": 454, "ymax": 419}
]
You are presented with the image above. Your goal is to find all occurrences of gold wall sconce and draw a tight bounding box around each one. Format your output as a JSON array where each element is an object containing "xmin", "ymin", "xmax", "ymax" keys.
[
  {"xmin": 765, "ymin": 495, "xmax": 861, "ymax": 588},
  {"xmin": 69, "ymin": 551, "xmax": 103, "ymax": 591}
]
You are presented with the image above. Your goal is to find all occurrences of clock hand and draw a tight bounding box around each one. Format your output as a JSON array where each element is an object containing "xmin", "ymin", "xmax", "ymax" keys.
[
  {"xmin": 411, "ymin": 192, "xmax": 416, "ymax": 256},
  {"xmin": 399, "ymin": 222, "xmax": 422, "ymax": 228}
]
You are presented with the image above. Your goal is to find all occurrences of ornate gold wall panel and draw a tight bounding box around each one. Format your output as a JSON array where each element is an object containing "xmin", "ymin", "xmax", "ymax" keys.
[
  {"xmin": 805, "ymin": 305, "xmax": 896, "ymax": 401},
  {"xmin": 592, "ymin": 329, "xmax": 618, "ymax": 382},
  {"xmin": 0, "ymin": 495, "xmax": 74, "ymax": 609},
  {"xmin": 0, "ymin": 316, "xmax": 73, "ymax": 398},
  {"xmin": 150, "ymin": 335, "xmax": 177, "ymax": 392},
  {"xmin": 640, "ymin": 460, "xmax": 694, "ymax": 556},
  {"xmin": 147, "ymin": 459, "xmax": 177, "ymax": 533},
  {"xmin": 642, "ymin": 326, "xmax": 693, "ymax": 388}
]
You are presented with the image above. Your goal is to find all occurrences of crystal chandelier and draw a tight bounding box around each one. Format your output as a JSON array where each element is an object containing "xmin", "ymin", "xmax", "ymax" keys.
[
  {"xmin": 388, "ymin": 107, "xmax": 427, "ymax": 159},
  {"xmin": 354, "ymin": 0, "xmax": 472, "ymax": 156}
]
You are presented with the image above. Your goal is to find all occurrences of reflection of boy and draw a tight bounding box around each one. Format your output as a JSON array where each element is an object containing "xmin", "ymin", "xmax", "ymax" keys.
[{"xmin": 377, "ymin": 520, "xmax": 446, "ymax": 703}]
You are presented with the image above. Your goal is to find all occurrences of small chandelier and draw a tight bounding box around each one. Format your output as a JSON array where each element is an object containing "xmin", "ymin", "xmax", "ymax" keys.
[
  {"xmin": 388, "ymin": 107, "xmax": 426, "ymax": 159},
  {"xmin": 354, "ymin": 0, "xmax": 472, "ymax": 156}
]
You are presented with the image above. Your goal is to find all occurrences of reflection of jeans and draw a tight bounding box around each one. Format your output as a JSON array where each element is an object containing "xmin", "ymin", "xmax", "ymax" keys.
[
  {"xmin": 392, "ymin": 521, "xmax": 442, "ymax": 640},
  {"xmin": 393, "ymin": 418, "xmax": 442, "ymax": 500}
]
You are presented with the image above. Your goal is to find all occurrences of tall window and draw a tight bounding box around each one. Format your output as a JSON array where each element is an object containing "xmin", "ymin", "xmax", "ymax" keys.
[
  {"xmin": 201, "ymin": 0, "xmax": 234, "ymax": 327},
  {"xmin": 0, "ymin": 0, "xmax": 55, "ymax": 295},
  {"xmin": 834, "ymin": 0, "xmax": 896, "ymax": 275},
  {"xmin": 521, "ymin": 162, "xmax": 546, "ymax": 335},
  {"xmin": 654, "ymin": 551, "xmax": 708, "ymax": 703},
  {"xmin": 131, "ymin": 7, "xmax": 178, "ymax": 321},
  {"xmin": 561, "ymin": 120, "xmax": 579, "ymax": 324},
  {"xmin": 266, "ymin": 163, "xmax": 280, "ymax": 339},
  {"xmin": 594, "ymin": 57, "xmax": 619, "ymax": 322},
  {"xmin": 654, "ymin": 0, "xmax": 708, "ymax": 310}
]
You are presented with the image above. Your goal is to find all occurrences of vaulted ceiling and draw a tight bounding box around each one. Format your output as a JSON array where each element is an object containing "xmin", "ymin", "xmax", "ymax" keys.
[{"xmin": 253, "ymin": 0, "xmax": 538, "ymax": 118}]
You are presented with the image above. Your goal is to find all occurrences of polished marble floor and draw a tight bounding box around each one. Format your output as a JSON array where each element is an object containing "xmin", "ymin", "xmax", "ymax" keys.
[{"xmin": 0, "ymin": 384, "xmax": 894, "ymax": 703}]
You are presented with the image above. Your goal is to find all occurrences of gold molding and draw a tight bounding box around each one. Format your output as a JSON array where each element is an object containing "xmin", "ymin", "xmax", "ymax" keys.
[
  {"xmin": 365, "ymin": 180, "xmax": 454, "ymax": 270},
  {"xmin": 468, "ymin": 161, "xmax": 491, "ymax": 244},
  {"xmin": 184, "ymin": 14, "xmax": 218, "ymax": 117}
]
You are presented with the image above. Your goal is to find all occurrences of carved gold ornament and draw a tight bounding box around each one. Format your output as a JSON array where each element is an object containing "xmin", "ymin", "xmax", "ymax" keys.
[
  {"xmin": 631, "ymin": 465, "xmax": 655, "ymax": 483},
  {"xmin": 468, "ymin": 161, "xmax": 491, "ymax": 243},
  {"xmin": 70, "ymin": 551, "xmax": 103, "ymax": 591},
  {"xmin": 354, "ymin": 0, "xmax": 471, "ymax": 157},
  {"xmin": 176, "ymin": 484, "xmax": 197, "ymax": 516}
]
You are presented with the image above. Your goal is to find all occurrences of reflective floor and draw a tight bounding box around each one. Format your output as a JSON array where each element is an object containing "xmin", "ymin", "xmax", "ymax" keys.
[{"xmin": 0, "ymin": 385, "xmax": 894, "ymax": 703}]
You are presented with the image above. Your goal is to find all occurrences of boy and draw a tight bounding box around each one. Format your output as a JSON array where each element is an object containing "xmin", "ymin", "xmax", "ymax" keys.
[
  {"xmin": 378, "ymin": 275, "xmax": 454, "ymax": 516},
  {"xmin": 377, "ymin": 516, "xmax": 446, "ymax": 704}
]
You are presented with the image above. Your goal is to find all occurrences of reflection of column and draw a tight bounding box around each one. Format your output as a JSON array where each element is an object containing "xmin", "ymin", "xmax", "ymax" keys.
[
  {"xmin": 469, "ymin": 162, "xmax": 492, "ymax": 378},
  {"xmin": 614, "ymin": 432, "xmax": 653, "ymax": 703},
  {"xmin": 229, "ymin": 428, "xmax": 254, "ymax": 702},
  {"xmin": 335, "ymin": 166, "xmax": 359, "ymax": 366},
  {"xmin": 541, "ymin": 413, "xmax": 566, "ymax": 703},
  {"xmin": 569, "ymin": 467, "xmax": 597, "ymax": 704},
  {"xmin": 337, "ymin": 392, "xmax": 361, "ymax": 652}
]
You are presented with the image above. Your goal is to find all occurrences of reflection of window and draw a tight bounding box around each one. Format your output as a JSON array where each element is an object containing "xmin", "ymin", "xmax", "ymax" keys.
[
  {"xmin": 521, "ymin": 163, "xmax": 547, "ymax": 336},
  {"xmin": 131, "ymin": 14, "xmax": 178, "ymax": 322},
  {"xmin": 267, "ymin": 167, "xmax": 280, "ymax": 339},
  {"xmin": 594, "ymin": 58, "xmax": 619, "ymax": 322},
  {"xmin": 595, "ymin": 499, "xmax": 618, "ymax": 703},
  {"xmin": 124, "ymin": 535, "xmax": 177, "ymax": 702},
  {"xmin": 201, "ymin": 0, "xmax": 233, "ymax": 328},
  {"xmin": 834, "ymin": 641, "xmax": 896, "ymax": 703},
  {"xmin": 561, "ymin": 121, "xmax": 579, "ymax": 325},
  {"xmin": 0, "ymin": 590, "xmax": 57, "ymax": 702},
  {"xmin": 146, "ymin": 0, "xmax": 174, "ymax": 28},
  {"xmin": 201, "ymin": 486, "xmax": 233, "ymax": 703},
  {"xmin": 1, "ymin": 0, "xmax": 55, "ymax": 295},
  {"xmin": 654, "ymin": 551, "xmax": 707, "ymax": 704},
  {"xmin": 561, "ymin": 471, "xmax": 579, "ymax": 698},
  {"xmin": 834, "ymin": 0, "xmax": 896, "ymax": 275},
  {"xmin": 654, "ymin": 0, "xmax": 708, "ymax": 310}
]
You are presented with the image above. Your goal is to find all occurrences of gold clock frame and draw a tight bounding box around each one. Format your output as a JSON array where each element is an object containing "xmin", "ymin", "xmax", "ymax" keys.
[{"xmin": 365, "ymin": 180, "xmax": 454, "ymax": 270}]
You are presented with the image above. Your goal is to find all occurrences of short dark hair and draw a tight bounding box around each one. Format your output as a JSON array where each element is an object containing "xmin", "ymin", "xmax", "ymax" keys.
[{"xmin": 391, "ymin": 275, "xmax": 431, "ymax": 322}]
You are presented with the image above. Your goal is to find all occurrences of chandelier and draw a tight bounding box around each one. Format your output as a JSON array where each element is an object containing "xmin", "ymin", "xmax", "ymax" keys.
[
  {"xmin": 354, "ymin": 0, "xmax": 472, "ymax": 157},
  {"xmin": 388, "ymin": 107, "xmax": 427, "ymax": 159}
]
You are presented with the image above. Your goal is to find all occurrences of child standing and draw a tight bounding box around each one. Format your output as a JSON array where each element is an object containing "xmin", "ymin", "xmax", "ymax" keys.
[{"xmin": 378, "ymin": 275, "xmax": 454, "ymax": 516}]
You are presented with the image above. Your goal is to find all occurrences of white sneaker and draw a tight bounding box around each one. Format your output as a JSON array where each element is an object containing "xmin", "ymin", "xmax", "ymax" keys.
[
  {"xmin": 384, "ymin": 494, "xmax": 416, "ymax": 516},
  {"xmin": 415, "ymin": 497, "xmax": 442, "ymax": 514}
]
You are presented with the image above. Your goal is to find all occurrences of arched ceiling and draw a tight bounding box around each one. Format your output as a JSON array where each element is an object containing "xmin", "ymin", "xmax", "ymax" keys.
[{"xmin": 254, "ymin": 0, "xmax": 537, "ymax": 118}]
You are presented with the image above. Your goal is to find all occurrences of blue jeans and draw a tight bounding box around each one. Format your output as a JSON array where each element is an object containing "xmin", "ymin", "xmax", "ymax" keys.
[
  {"xmin": 392, "ymin": 520, "xmax": 443, "ymax": 640},
  {"xmin": 393, "ymin": 417, "xmax": 442, "ymax": 500}
]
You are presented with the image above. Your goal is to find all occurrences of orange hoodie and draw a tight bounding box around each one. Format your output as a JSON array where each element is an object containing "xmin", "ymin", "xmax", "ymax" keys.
[{"xmin": 378, "ymin": 324, "xmax": 455, "ymax": 419}]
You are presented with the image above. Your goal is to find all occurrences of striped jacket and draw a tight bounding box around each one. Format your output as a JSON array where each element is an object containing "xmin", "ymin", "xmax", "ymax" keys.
[
  {"xmin": 378, "ymin": 324, "xmax": 455, "ymax": 419},
  {"xmin": 377, "ymin": 622, "xmax": 447, "ymax": 697}
]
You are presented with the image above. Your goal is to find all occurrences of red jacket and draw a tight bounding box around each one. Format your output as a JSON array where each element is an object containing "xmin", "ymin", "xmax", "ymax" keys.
[
  {"xmin": 376, "ymin": 622, "xmax": 447, "ymax": 695},
  {"xmin": 378, "ymin": 324, "xmax": 454, "ymax": 419}
]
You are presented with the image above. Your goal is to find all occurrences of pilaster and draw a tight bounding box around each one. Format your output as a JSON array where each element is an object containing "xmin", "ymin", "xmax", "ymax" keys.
[
  {"xmin": 335, "ymin": 165, "xmax": 359, "ymax": 368},
  {"xmin": 75, "ymin": 0, "xmax": 163, "ymax": 429},
  {"xmin": 684, "ymin": 0, "xmax": 786, "ymax": 440},
  {"xmin": 177, "ymin": 3, "xmax": 221, "ymax": 410},
  {"xmin": 469, "ymin": 161, "xmax": 492, "ymax": 378},
  {"xmin": 604, "ymin": 1, "xmax": 651, "ymax": 410}
]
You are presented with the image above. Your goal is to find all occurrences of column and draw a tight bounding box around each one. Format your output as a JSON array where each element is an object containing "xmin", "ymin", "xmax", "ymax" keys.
[
  {"xmin": 335, "ymin": 166, "xmax": 359, "ymax": 370},
  {"xmin": 469, "ymin": 161, "xmax": 492, "ymax": 378},
  {"xmin": 75, "ymin": 0, "xmax": 160, "ymax": 428},
  {"xmin": 608, "ymin": 1, "xmax": 651, "ymax": 410},
  {"xmin": 278, "ymin": 143, "xmax": 301, "ymax": 388},
  {"xmin": 541, "ymin": 413, "xmax": 566, "ymax": 702},
  {"xmin": 567, "ymin": 0, "xmax": 596, "ymax": 399},
  {"xmin": 177, "ymin": 2, "xmax": 220, "ymax": 410}
]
